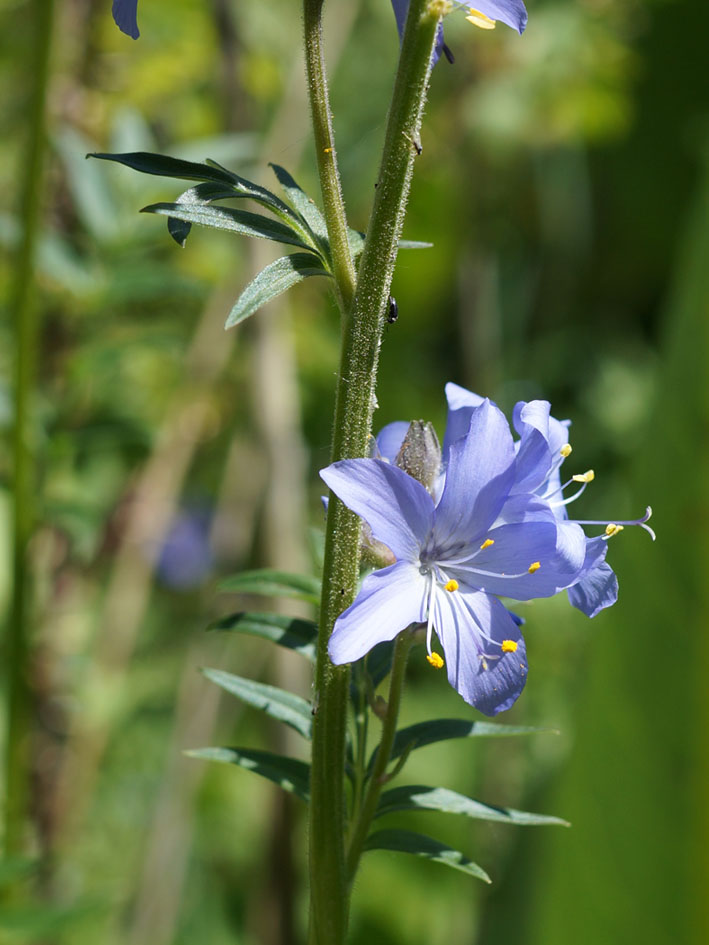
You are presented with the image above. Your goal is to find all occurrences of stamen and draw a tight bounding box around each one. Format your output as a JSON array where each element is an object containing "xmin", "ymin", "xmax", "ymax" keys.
[
  {"xmin": 427, "ymin": 652, "xmax": 444, "ymax": 669},
  {"xmin": 466, "ymin": 9, "xmax": 496, "ymax": 29},
  {"xmin": 605, "ymin": 523, "xmax": 624, "ymax": 537},
  {"xmin": 501, "ymin": 640, "xmax": 518, "ymax": 653},
  {"xmin": 560, "ymin": 444, "xmax": 572, "ymax": 458},
  {"xmin": 572, "ymin": 470, "xmax": 595, "ymax": 483},
  {"xmin": 573, "ymin": 507, "xmax": 656, "ymax": 541},
  {"xmin": 480, "ymin": 538, "xmax": 495, "ymax": 550},
  {"xmin": 453, "ymin": 563, "xmax": 541, "ymax": 581},
  {"xmin": 528, "ymin": 561, "xmax": 541, "ymax": 574},
  {"xmin": 444, "ymin": 579, "xmax": 459, "ymax": 592}
]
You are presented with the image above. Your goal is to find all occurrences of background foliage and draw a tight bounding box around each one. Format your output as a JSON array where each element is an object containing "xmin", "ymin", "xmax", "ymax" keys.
[{"xmin": 1, "ymin": 0, "xmax": 708, "ymax": 942}]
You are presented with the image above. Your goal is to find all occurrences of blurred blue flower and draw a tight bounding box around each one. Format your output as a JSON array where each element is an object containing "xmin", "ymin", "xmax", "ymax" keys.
[
  {"xmin": 157, "ymin": 507, "xmax": 213, "ymax": 590},
  {"xmin": 321, "ymin": 399, "xmax": 586, "ymax": 715},
  {"xmin": 390, "ymin": 0, "xmax": 528, "ymax": 66},
  {"xmin": 112, "ymin": 0, "xmax": 139, "ymax": 39}
]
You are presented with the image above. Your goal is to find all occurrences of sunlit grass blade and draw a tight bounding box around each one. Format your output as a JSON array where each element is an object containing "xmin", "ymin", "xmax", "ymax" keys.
[
  {"xmin": 207, "ymin": 612, "xmax": 317, "ymax": 661},
  {"xmin": 186, "ymin": 747, "xmax": 310, "ymax": 801},
  {"xmin": 202, "ymin": 668, "xmax": 313, "ymax": 740},
  {"xmin": 375, "ymin": 784, "xmax": 570, "ymax": 826},
  {"xmin": 218, "ymin": 569, "xmax": 322, "ymax": 605},
  {"xmin": 363, "ymin": 829, "xmax": 491, "ymax": 882}
]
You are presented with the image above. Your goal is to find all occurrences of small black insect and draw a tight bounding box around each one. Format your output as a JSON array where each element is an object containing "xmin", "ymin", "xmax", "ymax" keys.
[{"xmin": 387, "ymin": 296, "xmax": 399, "ymax": 324}]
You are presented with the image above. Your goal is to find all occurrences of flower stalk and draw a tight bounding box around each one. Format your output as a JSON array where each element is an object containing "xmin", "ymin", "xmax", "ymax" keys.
[{"xmin": 304, "ymin": 1, "xmax": 441, "ymax": 941}]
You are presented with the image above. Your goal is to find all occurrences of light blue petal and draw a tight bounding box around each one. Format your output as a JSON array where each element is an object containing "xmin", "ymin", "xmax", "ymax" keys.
[
  {"xmin": 567, "ymin": 537, "xmax": 618, "ymax": 617},
  {"xmin": 512, "ymin": 400, "xmax": 571, "ymax": 493},
  {"xmin": 328, "ymin": 563, "xmax": 427, "ymax": 664},
  {"xmin": 320, "ymin": 459, "xmax": 433, "ymax": 562},
  {"xmin": 112, "ymin": 0, "xmax": 139, "ymax": 38},
  {"xmin": 433, "ymin": 589, "xmax": 527, "ymax": 715},
  {"xmin": 375, "ymin": 421, "xmax": 410, "ymax": 463},
  {"xmin": 468, "ymin": 0, "xmax": 528, "ymax": 34},
  {"xmin": 442, "ymin": 382, "xmax": 485, "ymax": 459},
  {"xmin": 434, "ymin": 399, "xmax": 516, "ymax": 545}
]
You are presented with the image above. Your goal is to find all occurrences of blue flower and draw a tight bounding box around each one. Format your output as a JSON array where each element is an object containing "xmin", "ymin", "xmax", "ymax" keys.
[
  {"xmin": 321, "ymin": 400, "xmax": 587, "ymax": 715},
  {"xmin": 443, "ymin": 383, "xmax": 655, "ymax": 618},
  {"xmin": 390, "ymin": 0, "xmax": 528, "ymax": 65},
  {"xmin": 112, "ymin": 0, "xmax": 139, "ymax": 39}
]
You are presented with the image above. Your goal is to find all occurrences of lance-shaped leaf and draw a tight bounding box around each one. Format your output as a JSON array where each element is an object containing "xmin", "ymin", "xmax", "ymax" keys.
[
  {"xmin": 368, "ymin": 718, "xmax": 556, "ymax": 773},
  {"xmin": 186, "ymin": 747, "xmax": 310, "ymax": 801},
  {"xmin": 141, "ymin": 202, "xmax": 314, "ymax": 250},
  {"xmin": 207, "ymin": 612, "xmax": 317, "ymax": 661},
  {"xmin": 90, "ymin": 151, "xmax": 298, "ymax": 222},
  {"xmin": 225, "ymin": 253, "xmax": 330, "ymax": 328},
  {"xmin": 202, "ymin": 668, "xmax": 313, "ymax": 740},
  {"xmin": 376, "ymin": 785, "xmax": 569, "ymax": 827},
  {"xmin": 363, "ymin": 829, "xmax": 491, "ymax": 882},
  {"xmin": 269, "ymin": 163, "xmax": 329, "ymax": 244},
  {"xmin": 167, "ymin": 181, "xmax": 253, "ymax": 246},
  {"xmin": 348, "ymin": 229, "xmax": 433, "ymax": 258},
  {"xmin": 218, "ymin": 568, "xmax": 322, "ymax": 605}
]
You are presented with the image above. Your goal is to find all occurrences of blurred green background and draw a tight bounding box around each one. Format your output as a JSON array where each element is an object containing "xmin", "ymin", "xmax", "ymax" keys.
[{"xmin": 1, "ymin": 0, "xmax": 708, "ymax": 942}]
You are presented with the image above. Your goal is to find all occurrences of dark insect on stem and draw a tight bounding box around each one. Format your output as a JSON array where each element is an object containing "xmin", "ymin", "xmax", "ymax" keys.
[{"xmin": 387, "ymin": 296, "xmax": 399, "ymax": 324}]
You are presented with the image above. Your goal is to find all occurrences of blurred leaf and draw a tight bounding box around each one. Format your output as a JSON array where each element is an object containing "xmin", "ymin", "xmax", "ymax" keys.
[
  {"xmin": 218, "ymin": 569, "xmax": 321, "ymax": 605},
  {"xmin": 186, "ymin": 747, "xmax": 310, "ymax": 801},
  {"xmin": 269, "ymin": 163, "xmax": 329, "ymax": 243},
  {"xmin": 369, "ymin": 718, "xmax": 557, "ymax": 772},
  {"xmin": 225, "ymin": 253, "xmax": 330, "ymax": 328},
  {"xmin": 207, "ymin": 612, "xmax": 317, "ymax": 661},
  {"xmin": 202, "ymin": 668, "xmax": 313, "ymax": 740},
  {"xmin": 376, "ymin": 785, "xmax": 569, "ymax": 827},
  {"xmin": 140, "ymin": 201, "xmax": 314, "ymax": 250},
  {"xmin": 363, "ymin": 829, "xmax": 491, "ymax": 882},
  {"xmin": 0, "ymin": 859, "xmax": 35, "ymax": 889},
  {"xmin": 365, "ymin": 639, "xmax": 395, "ymax": 690}
]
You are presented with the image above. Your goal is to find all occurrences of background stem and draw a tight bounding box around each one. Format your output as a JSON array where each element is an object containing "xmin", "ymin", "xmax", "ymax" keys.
[{"xmin": 4, "ymin": 0, "xmax": 55, "ymax": 855}]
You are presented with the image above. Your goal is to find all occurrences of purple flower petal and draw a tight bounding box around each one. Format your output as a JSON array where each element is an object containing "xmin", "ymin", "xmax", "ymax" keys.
[
  {"xmin": 434, "ymin": 399, "xmax": 516, "ymax": 544},
  {"xmin": 512, "ymin": 399, "xmax": 571, "ymax": 493},
  {"xmin": 442, "ymin": 382, "xmax": 485, "ymax": 458},
  {"xmin": 375, "ymin": 421, "xmax": 410, "ymax": 463},
  {"xmin": 390, "ymin": 0, "xmax": 449, "ymax": 64},
  {"xmin": 328, "ymin": 563, "xmax": 427, "ymax": 664},
  {"xmin": 434, "ymin": 589, "xmax": 528, "ymax": 715},
  {"xmin": 451, "ymin": 520, "xmax": 580, "ymax": 600},
  {"xmin": 320, "ymin": 459, "xmax": 434, "ymax": 562},
  {"xmin": 567, "ymin": 537, "xmax": 618, "ymax": 617},
  {"xmin": 112, "ymin": 0, "xmax": 139, "ymax": 39},
  {"xmin": 467, "ymin": 0, "xmax": 528, "ymax": 34}
]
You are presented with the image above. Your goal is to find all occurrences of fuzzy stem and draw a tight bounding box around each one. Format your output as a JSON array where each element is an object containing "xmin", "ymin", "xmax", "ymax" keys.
[
  {"xmin": 305, "ymin": 1, "xmax": 440, "ymax": 941},
  {"xmin": 4, "ymin": 0, "xmax": 54, "ymax": 855}
]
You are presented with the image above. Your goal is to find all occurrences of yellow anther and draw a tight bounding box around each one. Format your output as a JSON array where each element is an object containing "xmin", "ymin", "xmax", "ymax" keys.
[
  {"xmin": 427, "ymin": 652, "xmax": 445, "ymax": 669},
  {"xmin": 480, "ymin": 538, "xmax": 495, "ymax": 550},
  {"xmin": 560, "ymin": 444, "xmax": 572, "ymax": 458},
  {"xmin": 466, "ymin": 9, "xmax": 496, "ymax": 29},
  {"xmin": 444, "ymin": 579, "xmax": 459, "ymax": 592},
  {"xmin": 572, "ymin": 469, "xmax": 595, "ymax": 483},
  {"xmin": 528, "ymin": 561, "xmax": 541, "ymax": 574},
  {"xmin": 605, "ymin": 523, "xmax": 624, "ymax": 537},
  {"xmin": 501, "ymin": 640, "xmax": 518, "ymax": 654}
]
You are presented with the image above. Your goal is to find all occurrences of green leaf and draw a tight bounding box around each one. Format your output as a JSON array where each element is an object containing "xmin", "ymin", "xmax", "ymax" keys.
[
  {"xmin": 369, "ymin": 718, "xmax": 557, "ymax": 772},
  {"xmin": 376, "ymin": 785, "xmax": 570, "ymax": 827},
  {"xmin": 141, "ymin": 202, "xmax": 313, "ymax": 250},
  {"xmin": 207, "ymin": 611, "xmax": 317, "ymax": 661},
  {"xmin": 347, "ymin": 230, "xmax": 433, "ymax": 258},
  {"xmin": 225, "ymin": 253, "xmax": 330, "ymax": 328},
  {"xmin": 363, "ymin": 829, "xmax": 491, "ymax": 883},
  {"xmin": 167, "ymin": 181, "xmax": 246, "ymax": 246},
  {"xmin": 90, "ymin": 151, "xmax": 297, "ymax": 221},
  {"xmin": 269, "ymin": 164, "xmax": 329, "ymax": 243},
  {"xmin": 186, "ymin": 747, "xmax": 310, "ymax": 801},
  {"xmin": 218, "ymin": 568, "xmax": 322, "ymax": 605},
  {"xmin": 202, "ymin": 668, "xmax": 312, "ymax": 740}
]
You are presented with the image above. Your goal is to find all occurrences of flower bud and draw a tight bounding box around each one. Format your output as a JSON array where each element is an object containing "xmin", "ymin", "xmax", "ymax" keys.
[{"xmin": 394, "ymin": 420, "xmax": 441, "ymax": 493}]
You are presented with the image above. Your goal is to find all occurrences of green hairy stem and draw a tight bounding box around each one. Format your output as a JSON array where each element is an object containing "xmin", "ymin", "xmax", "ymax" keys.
[{"xmin": 303, "ymin": 1, "xmax": 441, "ymax": 941}]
